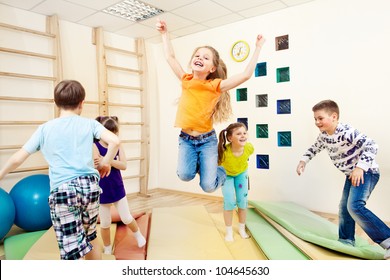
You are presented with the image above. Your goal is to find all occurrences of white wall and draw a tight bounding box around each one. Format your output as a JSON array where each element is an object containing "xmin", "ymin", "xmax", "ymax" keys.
[{"xmin": 151, "ymin": 0, "xmax": 390, "ymax": 220}]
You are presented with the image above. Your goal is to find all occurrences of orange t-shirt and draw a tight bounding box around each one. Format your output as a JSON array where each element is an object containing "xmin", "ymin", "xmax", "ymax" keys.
[{"xmin": 175, "ymin": 74, "xmax": 222, "ymax": 133}]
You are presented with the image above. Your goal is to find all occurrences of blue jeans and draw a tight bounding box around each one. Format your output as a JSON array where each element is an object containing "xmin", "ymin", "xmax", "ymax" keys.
[
  {"xmin": 338, "ymin": 170, "xmax": 390, "ymax": 249},
  {"xmin": 177, "ymin": 130, "xmax": 226, "ymax": 193},
  {"xmin": 222, "ymin": 170, "xmax": 249, "ymax": 210}
]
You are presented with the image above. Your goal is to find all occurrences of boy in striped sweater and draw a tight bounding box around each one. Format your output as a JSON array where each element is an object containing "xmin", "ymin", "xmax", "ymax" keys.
[{"xmin": 296, "ymin": 99, "xmax": 390, "ymax": 259}]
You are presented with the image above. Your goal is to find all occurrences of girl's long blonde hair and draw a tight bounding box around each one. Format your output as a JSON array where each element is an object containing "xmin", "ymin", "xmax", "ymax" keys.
[{"xmin": 190, "ymin": 46, "xmax": 233, "ymax": 123}]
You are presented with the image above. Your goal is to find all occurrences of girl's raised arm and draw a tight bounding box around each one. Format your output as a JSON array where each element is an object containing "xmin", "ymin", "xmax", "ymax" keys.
[
  {"xmin": 220, "ymin": 34, "xmax": 265, "ymax": 92},
  {"xmin": 156, "ymin": 19, "xmax": 185, "ymax": 80}
]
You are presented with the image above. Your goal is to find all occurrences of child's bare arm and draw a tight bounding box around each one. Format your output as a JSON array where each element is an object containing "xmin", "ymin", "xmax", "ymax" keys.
[
  {"xmin": 110, "ymin": 144, "xmax": 127, "ymax": 171},
  {"xmin": 93, "ymin": 144, "xmax": 102, "ymax": 169},
  {"xmin": 98, "ymin": 130, "xmax": 120, "ymax": 178},
  {"xmin": 156, "ymin": 19, "xmax": 185, "ymax": 79},
  {"xmin": 0, "ymin": 149, "xmax": 30, "ymax": 180}
]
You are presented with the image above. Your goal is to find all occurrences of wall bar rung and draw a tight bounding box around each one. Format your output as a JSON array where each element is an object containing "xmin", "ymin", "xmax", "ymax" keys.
[
  {"xmin": 108, "ymin": 83, "xmax": 142, "ymax": 91},
  {"xmin": 0, "ymin": 71, "xmax": 56, "ymax": 81},
  {"xmin": 122, "ymin": 139, "xmax": 143, "ymax": 144},
  {"xmin": 0, "ymin": 96, "xmax": 53, "ymax": 103},
  {"xmin": 127, "ymin": 157, "xmax": 144, "ymax": 161},
  {"xmin": 108, "ymin": 102, "xmax": 143, "ymax": 108},
  {"xmin": 10, "ymin": 166, "xmax": 48, "ymax": 174},
  {"xmin": 107, "ymin": 65, "xmax": 143, "ymax": 74},
  {"xmin": 0, "ymin": 121, "xmax": 45, "ymax": 125},
  {"xmin": 104, "ymin": 45, "xmax": 142, "ymax": 57},
  {"xmin": 0, "ymin": 22, "xmax": 56, "ymax": 38},
  {"xmin": 0, "ymin": 145, "xmax": 22, "ymax": 150},
  {"xmin": 121, "ymin": 122, "xmax": 144, "ymax": 125},
  {"xmin": 84, "ymin": 100, "xmax": 100, "ymax": 105},
  {"xmin": 0, "ymin": 47, "xmax": 56, "ymax": 60},
  {"xmin": 0, "ymin": 97, "xmax": 99, "ymax": 105},
  {"xmin": 123, "ymin": 174, "xmax": 145, "ymax": 180}
]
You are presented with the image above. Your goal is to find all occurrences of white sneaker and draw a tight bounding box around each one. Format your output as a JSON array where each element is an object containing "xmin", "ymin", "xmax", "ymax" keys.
[
  {"xmin": 137, "ymin": 235, "xmax": 146, "ymax": 248},
  {"xmin": 239, "ymin": 229, "xmax": 250, "ymax": 239}
]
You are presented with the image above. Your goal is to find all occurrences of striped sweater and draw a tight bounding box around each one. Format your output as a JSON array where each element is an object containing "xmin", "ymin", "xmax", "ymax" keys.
[{"xmin": 301, "ymin": 123, "xmax": 379, "ymax": 176}]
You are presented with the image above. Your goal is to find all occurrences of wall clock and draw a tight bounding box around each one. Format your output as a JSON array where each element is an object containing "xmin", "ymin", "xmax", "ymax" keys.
[{"xmin": 231, "ymin": 40, "xmax": 250, "ymax": 62}]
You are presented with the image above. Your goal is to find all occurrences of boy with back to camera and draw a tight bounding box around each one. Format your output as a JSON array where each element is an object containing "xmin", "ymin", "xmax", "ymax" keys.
[
  {"xmin": 296, "ymin": 99, "xmax": 390, "ymax": 259},
  {"xmin": 0, "ymin": 80, "xmax": 120, "ymax": 260}
]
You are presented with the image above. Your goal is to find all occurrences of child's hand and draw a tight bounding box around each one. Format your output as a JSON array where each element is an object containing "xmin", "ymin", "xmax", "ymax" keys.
[
  {"xmin": 349, "ymin": 167, "xmax": 364, "ymax": 186},
  {"xmin": 98, "ymin": 162, "xmax": 111, "ymax": 178},
  {"xmin": 296, "ymin": 161, "xmax": 306, "ymax": 175},
  {"xmin": 256, "ymin": 34, "xmax": 266, "ymax": 48},
  {"xmin": 156, "ymin": 19, "xmax": 167, "ymax": 34}
]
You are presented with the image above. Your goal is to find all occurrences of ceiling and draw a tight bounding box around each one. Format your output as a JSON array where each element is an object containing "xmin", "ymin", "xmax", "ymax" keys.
[{"xmin": 0, "ymin": 0, "xmax": 316, "ymax": 43}]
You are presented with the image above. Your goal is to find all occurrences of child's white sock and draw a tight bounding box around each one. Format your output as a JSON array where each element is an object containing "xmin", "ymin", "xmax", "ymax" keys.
[
  {"xmin": 225, "ymin": 226, "xmax": 234, "ymax": 242},
  {"xmin": 103, "ymin": 245, "xmax": 112, "ymax": 254},
  {"xmin": 238, "ymin": 223, "xmax": 249, "ymax": 239},
  {"xmin": 134, "ymin": 230, "xmax": 146, "ymax": 248}
]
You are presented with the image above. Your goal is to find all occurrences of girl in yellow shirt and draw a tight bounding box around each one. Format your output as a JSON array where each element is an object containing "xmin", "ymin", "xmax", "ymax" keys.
[{"xmin": 218, "ymin": 122, "xmax": 254, "ymax": 241}]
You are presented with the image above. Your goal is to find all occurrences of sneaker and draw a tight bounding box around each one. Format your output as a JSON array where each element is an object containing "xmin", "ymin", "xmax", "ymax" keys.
[
  {"xmin": 103, "ymin": 246, "xmax": 112, "ymax": 255},
  {"xmin": 384, "ymin": 248, "xmax": 390, "ymax": 260},
  {"xmin": 239, "ymin": 230, "xmax": 250, "ymax": 239},
  {"xmin": 137, "ymin": 235, "xmax": 146, "ymax": 248}
]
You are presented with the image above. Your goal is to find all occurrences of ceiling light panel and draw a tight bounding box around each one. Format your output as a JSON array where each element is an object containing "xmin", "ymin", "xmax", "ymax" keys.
[{"xmin": 103, "ymin": 0, "xmax": 164, "ymax": 22}]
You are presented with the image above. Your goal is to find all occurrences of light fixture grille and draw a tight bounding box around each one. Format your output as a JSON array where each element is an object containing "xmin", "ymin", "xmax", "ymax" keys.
[{"xmin": 103, "ymin": 0, "xmax": 164, "ymax": 22}]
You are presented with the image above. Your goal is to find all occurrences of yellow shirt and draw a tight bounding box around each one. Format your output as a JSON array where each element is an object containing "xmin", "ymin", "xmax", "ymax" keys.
[
  {"xmin": 220, "ymin": 143, "xmax": 254, "ymax": 176},
  {"xmin": 175, "ymin": 74, "xmax": 222, "ymax": 133}
]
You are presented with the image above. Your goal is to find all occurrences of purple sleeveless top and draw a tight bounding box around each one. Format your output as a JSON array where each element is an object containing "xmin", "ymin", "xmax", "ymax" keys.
[{"xmin": 95, "ymin": 141, "xmax": 126, "ymax": 204}]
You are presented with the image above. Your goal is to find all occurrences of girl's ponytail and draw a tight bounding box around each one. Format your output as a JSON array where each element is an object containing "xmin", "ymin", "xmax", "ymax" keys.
[{"xmin": 218, "ymin": 129, "xmax": 227, "ymax": 165}]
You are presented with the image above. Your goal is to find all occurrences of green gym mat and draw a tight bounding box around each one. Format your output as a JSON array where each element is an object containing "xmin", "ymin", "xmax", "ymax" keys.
[
  {"xmin": 249, "ymin": 200, "xmax": 385, "ymax": 260},
  {"xmin": 4, "ymin": 230, "xmax": 47, "ymax": 260},
  {"xmin": 246, "ymin": 208, "xmax": 309, "ymax": 260}
]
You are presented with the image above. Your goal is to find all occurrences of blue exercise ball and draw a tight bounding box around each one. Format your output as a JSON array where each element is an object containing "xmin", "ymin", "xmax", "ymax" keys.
[
  {"xmin": 0, "ymin": 187, "xmax": 15, "ymax": 240},
  {"xmin": 10, "ymin": 174, "xmax": 52, "ymax": 231}
]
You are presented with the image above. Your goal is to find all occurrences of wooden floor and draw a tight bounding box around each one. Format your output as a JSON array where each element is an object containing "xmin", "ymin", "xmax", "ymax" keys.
[{"xmin": 0, "ymin": 188, "xmax": 381, "ymax": 259}]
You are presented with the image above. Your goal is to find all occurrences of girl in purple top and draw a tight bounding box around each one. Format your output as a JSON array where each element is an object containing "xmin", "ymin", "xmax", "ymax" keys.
[{"xmin": 94, "ymin": 116, "xmax": 146, "ymax": 255}]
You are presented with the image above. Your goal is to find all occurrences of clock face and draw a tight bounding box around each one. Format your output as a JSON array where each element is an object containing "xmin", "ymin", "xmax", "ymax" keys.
[{"xmin": 231, "ymin": 40, "xmax": 250, "ymax": 62}]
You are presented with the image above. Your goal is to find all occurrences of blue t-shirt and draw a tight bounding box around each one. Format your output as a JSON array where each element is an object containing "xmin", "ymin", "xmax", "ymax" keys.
[{"xmin": 23, "ymin": 115, "xmax": 105, "ymax": 190}]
